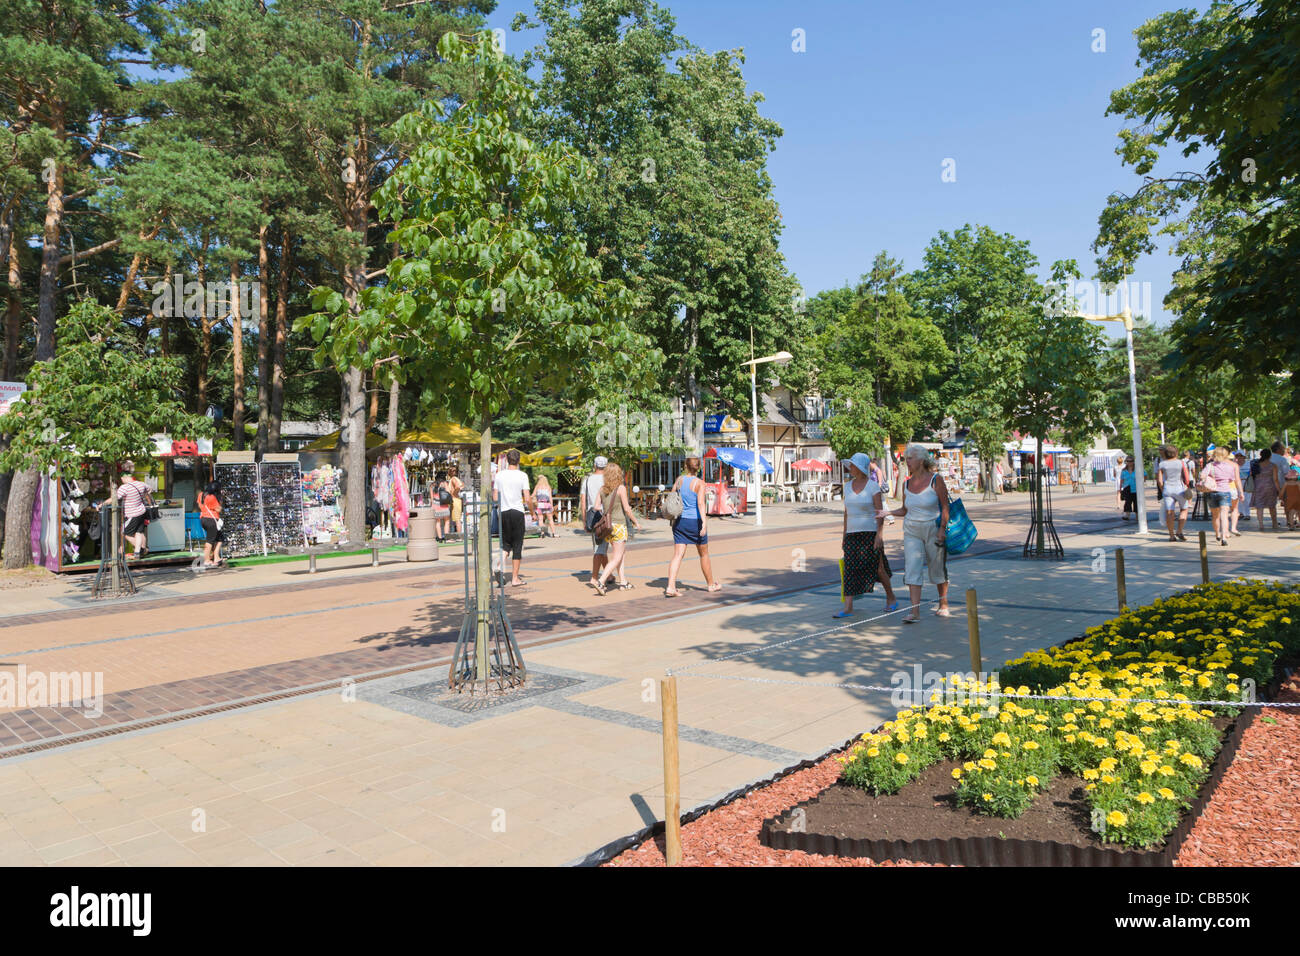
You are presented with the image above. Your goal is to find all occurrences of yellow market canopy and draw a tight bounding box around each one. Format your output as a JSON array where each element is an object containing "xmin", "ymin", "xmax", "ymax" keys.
[
  {"xmin": 302, "ymin": 429, "xmax": 386, "ymax": 451},
  {"xmin": 521, "ymin": 440, "xmax": 582, "ymax": 467},
  {"xmin": 396, "ymin": 419, "xmax": 482, "ymax": 444}
]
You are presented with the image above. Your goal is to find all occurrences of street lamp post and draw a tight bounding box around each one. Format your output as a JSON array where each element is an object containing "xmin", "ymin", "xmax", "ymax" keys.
[
  {"xmin": 1076, "ymin": 307, "xmax": 1148, "ymax": 535},
  {"xmin": 741, "ymin": 345, "xmax": 793, "ymax": 527}
]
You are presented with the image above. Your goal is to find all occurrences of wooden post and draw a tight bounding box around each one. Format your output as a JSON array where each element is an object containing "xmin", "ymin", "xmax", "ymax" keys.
[
  {"xmin": 965, "ymin": 588, "xmax": 982, "ymax": 683},
  {"xmin": 1115, "ymin": 547, "xmax": 1127, "ymax": 612},
  {"xmin": 1199, "ymin": 530, "xmax": 1210, "ymax": 584},
  {"xmin": 661, "ymin": 676, "xmax": 682, "ymax": 866}
]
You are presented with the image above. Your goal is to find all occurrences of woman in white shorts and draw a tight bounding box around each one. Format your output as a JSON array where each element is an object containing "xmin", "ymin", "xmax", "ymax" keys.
[
  {"xmin": 885, "ymin": 443, "xmax": 951, "ymax": 623},
  {"xmin": 1155, "ymin": 444, "xmax": 1190, "ymax": 542}
]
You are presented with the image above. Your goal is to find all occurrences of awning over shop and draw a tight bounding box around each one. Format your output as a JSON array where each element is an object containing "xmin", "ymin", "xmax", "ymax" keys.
[
  {"xmin": 302, "ymin": 429, "xmax": 386, "ymax": 451},
  {"xmin": 521, "ymin": 440, "xmax": 582, "ymax": 467},
  {"xmin": 396, "ymin": 419, "xmax": 482, "ymax": 444}
]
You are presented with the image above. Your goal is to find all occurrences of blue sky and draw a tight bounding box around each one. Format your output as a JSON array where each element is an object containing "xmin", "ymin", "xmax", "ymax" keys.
[{"xmin": 494, "ymin": 0, "xmax": 1191, "ymax": 331}]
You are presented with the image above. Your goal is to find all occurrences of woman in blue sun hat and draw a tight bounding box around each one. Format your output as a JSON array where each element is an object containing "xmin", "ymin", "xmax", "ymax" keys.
[{"xmin": 833, "ymin": 452, "xmax": 898, "ymax": 618}]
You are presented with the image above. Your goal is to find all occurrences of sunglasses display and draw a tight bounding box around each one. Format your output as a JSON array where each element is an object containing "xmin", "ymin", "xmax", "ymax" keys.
[{"xmin": 215, "ymin": 461, "xmax": 308, "ymax": 558}]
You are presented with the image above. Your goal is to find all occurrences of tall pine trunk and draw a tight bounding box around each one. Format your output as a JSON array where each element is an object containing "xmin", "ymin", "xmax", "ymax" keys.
[
  {"xmin": 255, "ymin": 216, "xmax": 270, "ymax": 455},
  {"xmin": 386, "ymin": 376, "xmax": 399, "ymax": 443},
  {"xmin": 268, "ymin": 227, "xmax": 291, "ymax": 450},
  {"xmin": 197, "ymin": 234, "xmax": 210, "ymax": 412},
  {"xmin": 3, "ymin": 212, "xmax": 19, "ymax": 380},
  {"xmin": 230, "ymin": 261, "xmax": 245, "ymax": 450}
]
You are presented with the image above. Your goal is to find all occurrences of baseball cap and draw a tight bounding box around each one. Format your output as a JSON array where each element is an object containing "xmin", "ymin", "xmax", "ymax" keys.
[{"xmin": 594, "ymin": 455, "xmax": 608, "ymax": 469}]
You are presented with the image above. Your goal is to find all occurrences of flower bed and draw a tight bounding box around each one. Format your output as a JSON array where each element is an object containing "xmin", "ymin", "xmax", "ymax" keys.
[{"xmin": 765, "ymin": 581, "xmax": 1299, "ymax": 858}]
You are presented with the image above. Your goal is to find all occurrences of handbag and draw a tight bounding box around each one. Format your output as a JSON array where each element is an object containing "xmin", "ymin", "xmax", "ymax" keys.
[
  {"xmin": 662, "ymin": 482, "xmax": 684, "ymax": 520},
  {"xmin": 143, "ymin": 489, "xmax": 162, "ymax": 522},
  {"xmin": 1199, "ymin": 469, "xmax": 1218, "ymax": 494},
  {"xmin": 939, "ymin": 496, "xmax": 978, "ymax": 555},
  {"xmin": 591, "ymin": 490, "xmax": 615, "ymax": 539}
]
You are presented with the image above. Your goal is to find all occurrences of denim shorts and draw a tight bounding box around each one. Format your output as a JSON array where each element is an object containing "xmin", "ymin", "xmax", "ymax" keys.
[{"xmin": 1208, "ymin": 491, "xmax": 1233, "ymax": 508}]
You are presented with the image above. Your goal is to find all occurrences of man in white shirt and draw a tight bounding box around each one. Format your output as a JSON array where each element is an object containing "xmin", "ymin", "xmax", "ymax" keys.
[
  {"xmin": 580, "ymin": 456, "xmax": 609, "ymax": 587},
  {"xmin": 492, "ymin": 449, "xmax": 532, "ymax": 586}
]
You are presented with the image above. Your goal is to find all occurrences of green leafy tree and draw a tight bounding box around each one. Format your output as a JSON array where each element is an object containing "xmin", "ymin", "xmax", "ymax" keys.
[
  {"xmin": 0, "ymin": 302, "xmax": 212, "ymax": 568},
  {"xmin": 812, "ymin": 253, "xmax": 950, "ymax": 446},
  {"xmin": 821, "ymin": 384, "xmax": 889, "ymax": 463},
  {"xmin": 1094, "ymin": 0, "xmax": 1300, "ymax": 414},
  {"xmin": 301, "ymin": 33, "xmax": 653, "ymax": 682}
]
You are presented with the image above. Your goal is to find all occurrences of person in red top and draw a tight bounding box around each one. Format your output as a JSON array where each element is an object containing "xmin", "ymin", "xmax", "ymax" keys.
[{"xmin": 199, "ymin": 481, "xmax": 225, "ymax": 567}]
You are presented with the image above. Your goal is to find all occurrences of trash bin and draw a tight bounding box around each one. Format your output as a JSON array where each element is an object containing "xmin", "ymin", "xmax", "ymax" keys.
[{"xmin": 407, "ymin": 509, "xmax": 438, "ymax": 562}]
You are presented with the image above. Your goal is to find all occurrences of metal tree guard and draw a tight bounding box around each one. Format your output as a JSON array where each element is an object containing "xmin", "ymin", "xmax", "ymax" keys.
[
  {"xmin": 1023, "ymin": 465, "xmax": 1064, "ymax": 559},
  {"xmin": 91, "ymin": 500, "xmax": 137, "ymax": 598},
  {"xmin": 447, "ymin": 490, "xmax": 526, "ymax": 694}
]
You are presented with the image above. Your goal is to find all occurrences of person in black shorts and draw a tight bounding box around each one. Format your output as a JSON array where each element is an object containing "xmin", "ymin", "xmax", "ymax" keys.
[
  {"xmin": 492, "ymin": 449, "xmax": 532, "ymax": 585},
  {"xmin": 199, "ymin": 481, "xmax": 225, "ymax": 566}
]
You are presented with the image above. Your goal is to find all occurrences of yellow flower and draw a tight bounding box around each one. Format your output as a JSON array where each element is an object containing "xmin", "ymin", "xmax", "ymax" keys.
[
  {"xmin": 1140, "ymin": 760, "xmax": 1157, "ymax": 775},
  {"xmin": 978, "ymin": 758, "xmax": 997, "ymax": 771},
  {"xmin": 983, "ymin": 749, "xmax": 997, "ymax": 760},
  {"xmin": 866, "ymin": 747, "xmax": 880, "ymax": 758},
  {"xmin": 982, "ymin": 793, "xmax": 992, "ymax": 802},
  {"xmin": 1179, "ymin": 753, "xmax": 1203, "ymax": 768},
  {"xmin": 894, "ymin": 752, "xmax": 909, "ymax": 765},
  {"xmin": 1022, "ymin": 740, "xmax": 1040, "ymax": 751},
  {"xmin": 1025, "ymin": 775, "xmax": 1039, "ymax": 787},
  {"xmin": 1101, "ymin": 774, "xmax": 1115, "ymax": 784},
  {"xmin": 1106, "ymin": 810, "xmax": 1127, "ymax": 827},
  {"xmin": 992, "ymin": 732, "xmax": 1012, "ymax": 747},
  {"xmin": 1082, "ymin": 768, "xmax": 1099, "ymax": 781},
  {"xmin": 1136, "ymin": 792, "xmax": 1155, "ymax": 805},
  {"xmin": 951, "ymin": 768, "xmax": 963, "ymax": 779},
  {"xmin": 1158, "ymin": 788, "xmax": 1175, "ymax": 800},
  {"xmin": 1158, "ymin": 765, "xmax": 1176, "ymax": 777}
]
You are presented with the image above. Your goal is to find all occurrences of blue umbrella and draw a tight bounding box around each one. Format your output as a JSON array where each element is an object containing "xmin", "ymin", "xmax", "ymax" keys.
[{"xmin": 711, "ymin": 446, "xmax": 774, "ymax": 475}]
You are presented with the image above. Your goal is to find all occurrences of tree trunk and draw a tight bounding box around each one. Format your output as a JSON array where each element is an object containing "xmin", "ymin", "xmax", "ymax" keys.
[
  {"xmin": 3, "ymin": 211, "xmax": 21, "ymax": 380},
  {"xmin": 268, "ymin": 228, "xmax": 291, "ymax": 451},
  {"xmin": 341, "ymin": 365, "xmax": 366, "ymax": 542},
  {"xmin": 230, "ymin": 261, "xmax": 245, "ymax": 450},
  {"xmin": 197, "ymin": 235, "xmax": 210, "ymax": 412},
  {"xmin": 34, "ymin": 109, "xmax": 65, "ymax": 364},
  {"xmin": 255, "ymin": 217, "xmax": 270, "ymax": 455},
  {"xmin": 367, "ymin": 365, "xmax": 380, "ymax": 434},
  {"xmin": 1, "ymin": 468, "xmax": 38, "ymax": 570},
  {"xmin": 685, "ymin": 306, "xmax": 700, "ymax": 413},
  {"xmin": 476, "ymin": 410, "xmax": 492, "ymax": 682},
  {"xmin": 159, "ymin": 261, "xmax": 172, "ymax": 356},
  {"xmin": 386, "ymin": 375, "xmax": 399, "ymax": 443}
]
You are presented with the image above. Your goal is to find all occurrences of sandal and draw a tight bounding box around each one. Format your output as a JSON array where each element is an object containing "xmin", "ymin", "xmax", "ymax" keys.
[
  {"xmin": 594, "ymin": 582, "xmax": 607, "ymax": 596},
  {"xmin": 832, "ymin": 610, "xmax": 854, "ymax": 619},
  {"xmin": 664, "ymin": 588, "xmax": 681, "ymax": 598},
  {"xmin": 885, "ymin": 601, "xmax": 899, "ymax": 612},
  {"xmin": 934, "ymin": 607, "xmax": 952, "ymax": 617},
  {"xmin": 902, "ymin": 615, "xmax": 920, "ymax": 625},
  {"xmin": 707, "ymin": 583, "xmax": 722, "ymax": 592},
  {"xmin": 617, "ymin": 582, "xmax": 634, "ymax": 590},
  {"xmin": 1177, "ymin": 532, "xmax": 1187, "ymax": 541}
]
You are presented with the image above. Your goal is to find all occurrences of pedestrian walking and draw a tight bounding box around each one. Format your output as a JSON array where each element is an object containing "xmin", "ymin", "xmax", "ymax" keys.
[
  {"xmin": 1116, "ymin": 456, "xmax": 1138, "ymax": 519},
  {"xmin": 594, "ymin": 462, "xmax": 643, "ymax": 595},
  {"xmin": 1282, "ymin": 470, "xmax": 1300, "ymax": 531},
  {"xmin": 1236, "ymin": 450, "xmax": 1253, "ymax": 524},
  {"xmin": 114, "ymin": 461, "xmax": 151, "ymax": 560},
  {"xmin": 833, "ymin": 452, "xmax": 897, "ymax": 618},
  {"xmin": 199, "ymin": 480, "xmax": 225, "ymax": 567},
  {"xmin": 446, "ymin": 465, "xmax": 464, "ymax": 536},
  {"xmin": 664, "ymin": 456, "xmax": 720, "ymax": 597},
  {"xmin": 434, "ymin": 473, "xmax": 453, "ymax": 542},
  {"xmin": 1199, "ymin": 447, "xmax": 1241, "ymax": 546},
  {"xmin": 581, "ymin": 455, "xmax": 610, "ymax": 587},
  {"xmin": 533, "ymin": 474, "xmax": 557, "ymax": 538},
  {"xmin": 1156, "ymin": 444, "xmax": 1191, "ymax": 542},
  {"xmin": 1252, "ymin": 447, "xmax": 1284, "ymax": 530},
  {"xmin": 492, "ymin": 449, "xmax": 532, "ymax": 586},
  {"xmin": 1227, "ymin": 451, "xmax": 1245, "ymax": 537},
  {"xmin": 885, "ymin": 443, "xmax": 951, "ymax": 623}
]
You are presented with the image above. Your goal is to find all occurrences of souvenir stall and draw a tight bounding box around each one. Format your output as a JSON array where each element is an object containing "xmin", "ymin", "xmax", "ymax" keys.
[
  {"xmin": 31, "ymin": 439, "xmax": 214, "ymax": 572},
  {"xmin": 300, "ymin": 463, "xmax": 346, "ymax": 544}
]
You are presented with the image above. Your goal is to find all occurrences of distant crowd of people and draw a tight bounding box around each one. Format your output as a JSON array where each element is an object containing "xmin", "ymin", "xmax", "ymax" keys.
[{"xmin": 1132, "ymin": 440, "xmax": 1300, "ymax": 547}]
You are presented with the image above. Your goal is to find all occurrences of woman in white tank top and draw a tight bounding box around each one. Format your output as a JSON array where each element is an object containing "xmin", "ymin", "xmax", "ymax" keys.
[{"xmin": 884, "ymin": 444, "xmax": 951, "ymax": 622}]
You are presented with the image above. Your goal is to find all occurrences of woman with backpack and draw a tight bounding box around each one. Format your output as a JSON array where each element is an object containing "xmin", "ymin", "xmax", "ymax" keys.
[
  {"xmin": 664, "ymin": 456, "xmax": 720, "ymax": 597},
  {"xmin": 434, "ymin": 474, "xmax": 453, "ymax": 543}
]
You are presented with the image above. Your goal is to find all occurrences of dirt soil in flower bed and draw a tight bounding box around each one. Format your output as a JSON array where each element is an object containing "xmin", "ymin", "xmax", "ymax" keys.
[{"xmin": 605, "ymin": 677, "xmax": 1300, "ymax": 867}]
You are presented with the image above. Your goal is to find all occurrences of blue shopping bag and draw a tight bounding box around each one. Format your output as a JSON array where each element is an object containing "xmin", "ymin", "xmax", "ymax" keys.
[{"xmin": 940, "ymin": 497, "xmax": 978, "ymax": 555}]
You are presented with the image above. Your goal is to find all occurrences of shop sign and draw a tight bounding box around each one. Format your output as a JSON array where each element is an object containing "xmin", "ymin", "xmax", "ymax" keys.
[
  {"xmin": 0, "ymin": 380, "xmax": 25, "ymax": 415},
  {"xmin": 703, "ymin": 413, "xmax": 745, "ymax": 434}
]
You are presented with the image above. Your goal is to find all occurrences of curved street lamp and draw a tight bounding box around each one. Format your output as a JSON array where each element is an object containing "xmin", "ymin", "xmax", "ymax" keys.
[{"xmin": 740, "ymin": 346, "xmax": 793, "ymax": 527}]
